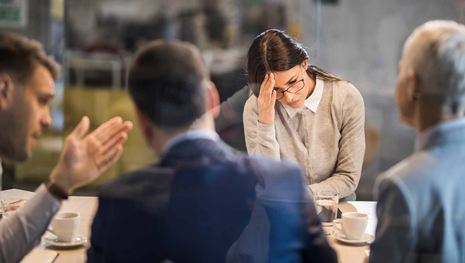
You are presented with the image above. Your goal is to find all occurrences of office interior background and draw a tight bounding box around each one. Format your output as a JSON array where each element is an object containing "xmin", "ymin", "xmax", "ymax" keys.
[{"xmin": 0, "ymin": 0, "xmax": 461, "ymax": 200}]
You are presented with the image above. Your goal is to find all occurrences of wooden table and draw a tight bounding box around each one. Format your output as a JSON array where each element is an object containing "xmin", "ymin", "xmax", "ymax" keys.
[
  {"xmin": 3, "ymin": 189, "xmax": 376, "ymax": 263},
  {"xmin": 2, "ymin": 189, "xmax": 98, "ymax": 263}
]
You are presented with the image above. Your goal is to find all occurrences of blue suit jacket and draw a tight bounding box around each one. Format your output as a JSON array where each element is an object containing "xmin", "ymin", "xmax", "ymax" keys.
[{"xmin": 87, "ymin": 138, "xmax": 336, "ymax": 263}]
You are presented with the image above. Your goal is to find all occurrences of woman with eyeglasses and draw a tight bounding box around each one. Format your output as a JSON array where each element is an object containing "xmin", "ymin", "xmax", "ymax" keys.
[{"xmin": 243, "ymin": 29, "xmax": 365, "ymax": 201}]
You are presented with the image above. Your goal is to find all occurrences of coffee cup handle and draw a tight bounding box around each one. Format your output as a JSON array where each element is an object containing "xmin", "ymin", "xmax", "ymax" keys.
[
  {"xmin": 47, "ymin": 225, "xmax": 56, "ymax": 236},
  {"xmin": 333, "ymin": 219, "xmax": 342, "ymax": 234}
]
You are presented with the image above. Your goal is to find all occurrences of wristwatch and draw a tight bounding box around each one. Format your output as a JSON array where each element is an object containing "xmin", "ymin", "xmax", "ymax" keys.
[{"xmin": 44, "ymin": 177, "xmax": 69, "ymax": 200}]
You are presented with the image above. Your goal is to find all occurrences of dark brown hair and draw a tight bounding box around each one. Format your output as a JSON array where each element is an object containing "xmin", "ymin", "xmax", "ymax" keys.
[
  {"xmin": 247, "ymin": 29, "xmax": 342, "ymax": 97},
  {"xmin": 128, "ymin": 40, "xmax": 209, "ymax": 131},
  {"xmin": 0, "ymin": 32, "xmax": 60, "ymax": 84}
]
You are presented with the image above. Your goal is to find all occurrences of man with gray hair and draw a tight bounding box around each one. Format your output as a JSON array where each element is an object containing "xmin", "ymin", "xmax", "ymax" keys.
[{"xmin": 369, "ymin": 20, "xmax": 465, "ymax": 263}]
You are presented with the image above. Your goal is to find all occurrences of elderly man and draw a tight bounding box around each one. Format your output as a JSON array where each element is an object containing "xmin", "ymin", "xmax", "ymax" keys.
[
  {"xmin": 0, "ymin": 32, "xmax": 132, "ymax": 263},
  {"xmin": 369, "ymin": 20, "xmax": 465, "ymax": 263}
]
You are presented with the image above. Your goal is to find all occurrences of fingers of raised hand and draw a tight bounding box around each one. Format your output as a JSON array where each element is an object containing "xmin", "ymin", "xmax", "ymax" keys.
[
  {"xmin": 92, "ymin": 117, "xmax": 124, "ymax": 139},
  {"xmin": 258, "ymin": 74, "xmax": 276, "ymax": 103},
  {"xmin": 70, "ymin": 116, "xmax": 90, "ymax": 140},
  {"xmin": 265, "ymin": 73, "xmax": 275, "ymax": 96},
  {"xmin": 101, "ymin": 131, "xmax": 128, "ymax": 156},
  {"xmin": 96, "ymin": 145, "xmax": 123, "ymax": 172},
  {"xmin": 258, "ymin": 74, "xmax": 269, "ymax": 99},
  {"xmin": 98, "ymin": 121, "xmax": 133, "ymax": 144},
  {"xmin": 267, "ymin": 74, "xmax": 276, "ymax": 102}
]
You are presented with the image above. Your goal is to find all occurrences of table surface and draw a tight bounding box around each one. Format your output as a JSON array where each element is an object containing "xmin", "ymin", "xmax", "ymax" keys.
[{"xmin": 2, "ymin": 189, "xmax": 376, "ymax": 263}]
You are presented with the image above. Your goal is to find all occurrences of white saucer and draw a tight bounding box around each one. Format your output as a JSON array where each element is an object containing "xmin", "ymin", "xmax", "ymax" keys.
[
  {"xmin": 44, "ymin": 236, "xmax": 88, "ymax": 248},
  {"xmin": 334, "ymin": 232, "xmax": 374, "ymax": 244}
]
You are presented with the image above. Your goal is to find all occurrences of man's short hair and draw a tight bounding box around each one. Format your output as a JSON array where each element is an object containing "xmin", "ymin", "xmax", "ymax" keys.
[
  {"xmin": 0, "ymin": 32, "xmax": 60, "ymax": 84},
  {"xmin": 128, "ymin": 40, "xmax": 209, "ymax": 131},
  {"xmin": 403, "ymin": 20, "xmax": 465, "ymax": 114}
]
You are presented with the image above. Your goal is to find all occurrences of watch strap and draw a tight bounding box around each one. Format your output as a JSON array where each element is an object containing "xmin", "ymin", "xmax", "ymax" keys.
[{"xmin": 44, "ymin": 177, "xmax": 69, "ymax": 200}]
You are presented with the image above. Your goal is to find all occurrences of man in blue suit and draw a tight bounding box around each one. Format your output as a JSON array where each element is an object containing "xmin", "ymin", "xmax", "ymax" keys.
[{"xmin": 87, "ymin": 40, "xmax": 336, "ymax": 263}]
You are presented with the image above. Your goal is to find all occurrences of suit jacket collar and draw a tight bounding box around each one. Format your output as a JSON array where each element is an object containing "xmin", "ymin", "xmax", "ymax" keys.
[
  {"xmin": 163, "ymin": 129, "xmax": 220, "ymax": 154},
  {"xmin": 160, "ymin": 138, "xmax": 239, "ymax": 168},
  {"xmin": 415, "ymin": 118, "xmax": 465, "ymax": 151}
]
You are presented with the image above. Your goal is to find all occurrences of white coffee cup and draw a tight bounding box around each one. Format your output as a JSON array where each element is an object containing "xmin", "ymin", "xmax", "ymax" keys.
[
  {"xmin": 48, "ymin": 212, "xmax": 80, "ymax": 242},
  {"xmin": 333, "ymin": 212, "xmax": 368, "ymax": 240}
]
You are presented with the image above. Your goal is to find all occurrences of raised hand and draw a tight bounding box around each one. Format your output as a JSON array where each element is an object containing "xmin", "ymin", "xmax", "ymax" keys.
[
  {"xmin": 257, "ymin": 73, "xmax": 276, "ymax": 125},
  {"xmin": 50, "ymin": 116, "xmax": 133, "ymax": 194}
]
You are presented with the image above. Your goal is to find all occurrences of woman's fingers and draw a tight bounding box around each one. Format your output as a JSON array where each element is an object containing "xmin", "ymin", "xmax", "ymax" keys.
[
  {"xmin": 264, "ymin": 73, "xmax": 274, "ymax": 99},
  {"xmin": 258, "ymin": 74, "xmax": 269, "ymax": 100},
  {"xmin": 259, "ymin": 73, "xmax": 276, "ymax": 104},
  {"xmin": 268, "ymin": 74, "xmax": 276, "ymax": 103}
]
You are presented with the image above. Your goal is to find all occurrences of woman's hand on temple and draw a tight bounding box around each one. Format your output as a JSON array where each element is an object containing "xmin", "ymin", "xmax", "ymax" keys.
[{"xmin": 257, "ymin": 73, "xmax": 276, "ymax": 125}]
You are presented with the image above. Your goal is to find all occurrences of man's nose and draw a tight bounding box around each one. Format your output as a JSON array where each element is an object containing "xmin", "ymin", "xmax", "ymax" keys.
[{"xmin": 41, "ymin": 110, "xmax": 53, "ymax": 128}]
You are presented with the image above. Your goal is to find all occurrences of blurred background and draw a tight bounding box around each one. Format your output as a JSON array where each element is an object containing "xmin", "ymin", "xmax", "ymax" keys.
[{"xmin": 0, "ymin": 0, "xmax": 462, "ymax": 199}]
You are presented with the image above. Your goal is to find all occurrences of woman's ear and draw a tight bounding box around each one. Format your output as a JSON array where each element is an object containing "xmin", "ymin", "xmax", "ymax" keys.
[{"xmin": 302, "ymin": 59, "xmax": 309, "ymax": 69}]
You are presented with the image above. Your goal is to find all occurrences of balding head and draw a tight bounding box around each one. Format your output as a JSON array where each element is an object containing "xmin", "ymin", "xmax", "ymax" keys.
[{"xmin": 402, "ymin": 20, "xmax": 465, "ymax": 114}]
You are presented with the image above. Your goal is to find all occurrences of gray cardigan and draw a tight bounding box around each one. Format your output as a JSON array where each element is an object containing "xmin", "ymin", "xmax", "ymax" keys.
[{"xmin": 243, "ymin": 80, "xmax": 365, "ymax": 200}]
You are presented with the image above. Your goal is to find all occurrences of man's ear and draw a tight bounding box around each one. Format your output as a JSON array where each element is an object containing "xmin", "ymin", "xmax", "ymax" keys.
[
  {"xmin": 407, "ymin": 69, "xmax": 421, "ymax": 103},
  {"xmin": 0, "ymin": 73, "xmax": 14, "ymax": 110},
  {"xmin": 207, "ymin": 81, "xmax": 220, "ymax": 118},
  {"xmin": 135, "ymin": 107, "xmax": 154, "ymax": 142}
]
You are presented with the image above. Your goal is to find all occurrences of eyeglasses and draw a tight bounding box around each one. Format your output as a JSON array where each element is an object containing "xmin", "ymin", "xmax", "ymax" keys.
[{"xmin": 273, "ymin": 67, "xmax": 306, "ymax": 100}]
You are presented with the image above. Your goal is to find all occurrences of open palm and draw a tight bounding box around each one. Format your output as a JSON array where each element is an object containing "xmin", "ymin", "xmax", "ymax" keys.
[{"xmin": 52, "ymin": 116, "xmax": 133, "ymax": 193}]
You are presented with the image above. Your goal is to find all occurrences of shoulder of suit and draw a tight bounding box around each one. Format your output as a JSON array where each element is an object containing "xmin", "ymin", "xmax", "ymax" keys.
[{"xmin": 98, "ymin": 165, "xmax": 174, "ymax": 200}]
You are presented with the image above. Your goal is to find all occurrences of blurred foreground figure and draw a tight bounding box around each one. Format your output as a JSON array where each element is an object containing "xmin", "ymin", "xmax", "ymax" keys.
[
  {"xmin": 0, "ymin": 32, "xmax": 132, "ymax": 263},
  {"xmin": 87, "ymin": 40, "xmax": 337, "ymax": 263},
  {"xmin": 369, "ymin": 20, "xmax": 465, "ymax": 263}
]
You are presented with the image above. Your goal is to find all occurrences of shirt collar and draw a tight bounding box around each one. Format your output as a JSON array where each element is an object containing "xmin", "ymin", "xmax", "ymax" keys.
[
  {"xmin": 282, "ymin": 78, "xmax": 324, "ymax": 118},
  {"xmin": 163, "ymin": 129, "xmax": 220, "ymax": 154},
  {"xmin": 415, "ymin": 118, "xmax": 465, "ymax": 151}
]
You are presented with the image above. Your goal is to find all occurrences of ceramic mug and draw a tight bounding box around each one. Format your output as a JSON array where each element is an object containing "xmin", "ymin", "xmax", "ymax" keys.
[
  {"xmin": 48, "ymin": 212, "xmax": 80, "ymax": 242},
  {"xmin": 333, "ymin": 212, "xmax": 368, "ymax": 240}
]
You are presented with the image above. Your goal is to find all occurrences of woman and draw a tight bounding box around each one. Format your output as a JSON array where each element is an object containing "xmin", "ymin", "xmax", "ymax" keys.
[{"xmin": 243, "ymin": 29, "xmax": 365, "ymax": 201}]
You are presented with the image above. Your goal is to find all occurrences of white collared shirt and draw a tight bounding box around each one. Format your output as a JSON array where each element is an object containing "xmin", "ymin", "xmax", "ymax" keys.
[
  {"xmin": 0, "ymin": 158, "xmax": 61, "ymax": 263},
  {"xmin": 279, "ymin": 78, "xmax": 325, "ymax": 143},
  {"xmin": 282, "ymin": 78, "xmax": 325, "ymax": 118}
]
